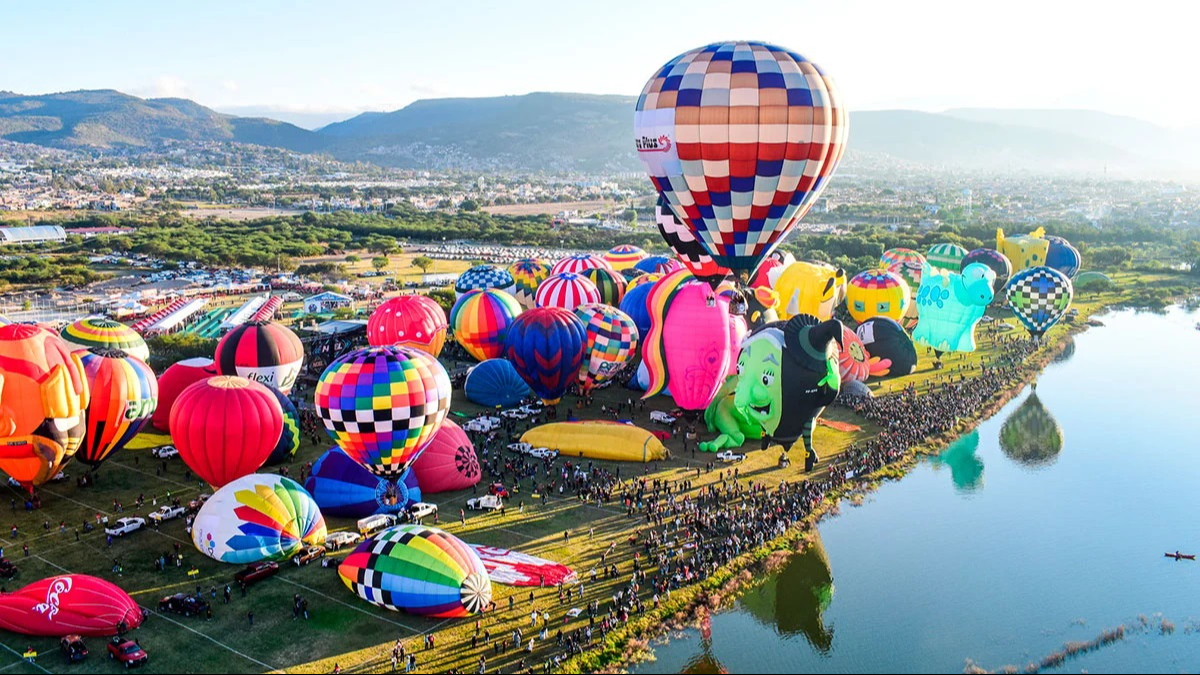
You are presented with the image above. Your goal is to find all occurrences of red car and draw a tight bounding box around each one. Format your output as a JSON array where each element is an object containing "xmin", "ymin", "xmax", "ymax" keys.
[
  {"xmin": 233, "ymin": 561, "xmax": 279, "ymax": 586},
  {"xmin": 488, "ymin": 483, "xmax": 510, "ymax": 498},
  {"xmin": 106, "ymin": 637, "xmax": 147, "ymax": 668},
  {"xmin": 650, "ymin": 430, "xmax": 672, "ymax": 441}
]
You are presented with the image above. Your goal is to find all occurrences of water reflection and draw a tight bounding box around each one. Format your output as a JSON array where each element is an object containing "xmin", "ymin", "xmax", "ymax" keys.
[
  {"xmin": 1051, "ymin": 336, "xmax": 1076, "ymax": 363},
  {"xmin": 999, "ymin": 392, "xmax": 1063, "ymax": 468},
  {"xmin": 931, "ymin": 430, "xmax": 985, "ymax": 493},
  {"xmin": 740, "ymin": 533, "xmax": 834, "ymax": 652}
]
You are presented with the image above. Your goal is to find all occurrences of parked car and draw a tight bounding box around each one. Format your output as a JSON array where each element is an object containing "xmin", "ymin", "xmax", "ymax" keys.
[
  {"xmin": 488, "ymin": 483, "xmax": 510, "ymax": 498},
  {"xmin": 467, "ymin": 495, "xmax": 503, "ymax": 511},
  {"xmin": 104, "ymin": 517, "xmax": 146, "ymax": 537},
  {"xmin": 60, "ymin": 635, "xmax": 88, "ymax": 662},
  {"xmin": 650, "ymin": 411, "xmax": 676, "ymax": 425},
  {"xmin": 407, "ymin": 502, "xmax": 438, "ymax": 521},
  {"xmin": 158, "ymin": 593, "xmax": 210, "ymax": 617},
  {"xmin": 528, "ymin": 447, "xmax": 558, "ymax": 461},
  {"xmin": 292, "ymin": 545, "xmax": 326, "ymax": 566},
  {"xmin": 357, "ymin": 513, "xmax": 399, "ymax": 536},
  {"xmin": 507, "ymin": 442, "xmax": 532, "ymax": 454},
  {"xmin": 147, "ymin": 505, "xmax": 186, "ymax": 523},
  {"xmin": 186, "ymin": 493, "xmax": 211, "ymax": 512},
  {"xmin": 233, "ymin": 561, "xmax": 279, "ymax": 586},
  {"xmin": 716, "ymin": 451, "xmax": 746, "ymax": 463},
  {"xmin": 150, "ymin": 445, "xmax": 179, "ymax": 459},
  {"xmin": 106, "ymin": 637, "xmax": 148, "ymax": 668},
  {"xmin": 325, "ymin": 531, "xmax": 363, "ymax": 551}
]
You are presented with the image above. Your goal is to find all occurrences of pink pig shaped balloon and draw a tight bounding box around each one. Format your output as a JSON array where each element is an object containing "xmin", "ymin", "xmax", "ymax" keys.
[{"xmin": 642, "ymin": 270, "xmax": 731, "ymax": 414}]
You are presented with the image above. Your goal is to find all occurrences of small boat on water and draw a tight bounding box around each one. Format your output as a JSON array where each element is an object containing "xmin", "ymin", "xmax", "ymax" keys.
[{"xmin": 1164, "ymin": 552, "xmax": 1196, "ymax": 560}]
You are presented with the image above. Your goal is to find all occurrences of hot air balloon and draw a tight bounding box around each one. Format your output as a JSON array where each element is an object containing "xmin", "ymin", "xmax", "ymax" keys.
[
  {"xmin": 507, "ymin": 259, "xmax": 551, "ymax": 310},
  {"xmin": 837, "ymin": 324, "xmax": 871, "ymax": 383},
  {"xmin": 574, "ymin": 304, "xmax": 639, "ymax": 392},
  {"xmin": 654, "ymin": 196, "xmax": 729, "ymax": 285},
  {"xmin": 60, "ymin": 318, "xmax": 148, "ymax": 361},
  {"xmin": 535, "ymin": 272, "xmax": 601, "ymax": 310},
  {"xmin": 192, "ymin": 474, "xmax": 326, "ymax": 564},
  {"xmin": 912, "ymin": 263, "xmax": 996, "ymax": 354},
  {"xmin": 367, "ymin": 294, "xmax": 448, "ymax": 356},
  {"xmin": 214, "ymin": 320, "xmax": 304, "ymax": 394},
  {"xmin": 263, "ymin": 386, "xmax": 300, "ymax": 466},
  {"xmin": 960, "ymin": 248, "xmax": 1012, "ymax": 295},
  {"xmin": 626, "ymin": 271, "xmax": 661, "ymax": 293},
  {"xmin": 77, "ymin": 348, "xmax": 157, "ymax": 470},
  {"xmin": 305, "ymin": 447, "xmax": 423, "ymax": 518},
  {"xmin": 315, "ymin": 346, "xmax": 452, "ymax": 477},
  {"xmin": 727, "ymin": 312, "xmax": 748, "ymax": 378},
  {"xmin": 642, "ymin": 270, "xmax": 731, "ymax": 413},
  {"xmin": 1006, "ymin": 266, "xmax": 1073, "ymax": 341},
  {"xmin": 409, "ymin": 419, "xmax": 481, "ymax": 494},
  {"xmin": 449, "ymin": 289, "xmax": 522, "ymax": 362},
  {"xmin": 634, "ymin": 255, "xmax": 683, "ymax": 276},
  {"xmin": 580, "ymin": 266, "xmax": 627, "ymax": 306},
  {"xmin": 996, "ymin": 228, "xmax": 1050, "ymax": 271},
  {"xmin": 1044, "ymin": 235, "xmax": 1081, "ymax": 278},
  {"xmin": 170, "ymin": 376, "xmax": 283, "ymax": 487},
  {"xmin": 551, "ymin": 254, "xmax": 611, "ymax": 277},
  {"xmin": 751, "ymin": 258, "xmax": 784, "ymax": 289},
  {"xmin": 454, "ymin": 265, "xmax": 515, "ymax": 298},
  {"xmin": 503, "ymin": 308, "xmax": 587, "ymax": 405},
  {"xmin": 999, "ymin": 392, "xmax": 1063, "ymax": 468},
  {"xmin": 846, "ymin": 269, "xmax": 910, "ymax": 324},
  {"xmin": 887, "ymin": 260, "xmax": 924, "ymax": 297},
  {"xmin": 635, "ymin": 41, "xmax": 847, "ymax": 279},
  {"xmin": 463, "ymin": 358, "xmax": 532, "ymax": 409},
  {"xmin": 604, "ymin": 245, "xmax": 647, "ymax": 271},
  {"xmin": 773, "ymin": 262, "xmax": 847, "ymax": 321},
  {"xmin": 618, "ymin": 282, "xmax": 655, "ymax": 343},
  {"xmin": 0, "ymin": 575, "xmax": 143, "ymax": 637},
  {"xmin": 880, "ymin": 248, "xmax": 925, "ymax": 270},
  {"xmin": 339, "ymin": 524, "xmax": 492, "ymax": 617},
  {"xmin": 152, "ymin": 357, "xmax": 215, "ymax": 432},
  {"xmin": 855, "ymin": 317, "xmax": 917, "ymax": 378},
  {"xmin": 926, "ymin": 243, "xmax": 968, "ymax": 274}
]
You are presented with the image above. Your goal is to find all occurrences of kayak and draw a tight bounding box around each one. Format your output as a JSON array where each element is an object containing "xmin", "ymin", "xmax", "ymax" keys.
[{"xmin": 1164, "ymin": 552, "xmax": 1196, "ymax": 560}]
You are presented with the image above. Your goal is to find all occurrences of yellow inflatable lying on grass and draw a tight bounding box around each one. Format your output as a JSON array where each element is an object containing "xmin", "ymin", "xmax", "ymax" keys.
[{"xmin": 520, "ymin": 421, "xmax": 668, "ymax": 462}]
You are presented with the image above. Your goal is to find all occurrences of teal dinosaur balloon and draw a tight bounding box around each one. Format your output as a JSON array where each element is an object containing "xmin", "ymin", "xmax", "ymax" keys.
[{"xmin": 912, "ymin": 262, "xmax": 995, "ymax": 353}]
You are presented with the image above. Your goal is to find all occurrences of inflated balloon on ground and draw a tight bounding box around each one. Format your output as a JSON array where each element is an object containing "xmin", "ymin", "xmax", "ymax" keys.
[
  {"xmin": 304, "ymin": 447, "xmax": 422, "ymax": 518},
  {"xmin": 454, "ymin": 265, "xmax": 515, "ymax": 298},
  {"xmin": 503, "ymin": 307, "xmax": 587, "ymax": 405},
  {"xmin": 60, "ymin": 318, "xmax": 149, "ymax": 361},
  {"xmin": 535, "ymin": 272, "xmax": 601, "ymax": 310},
  {"xmin": 575, "ymin": 304, "xmax": 639, "ymax": 392},
  {"xmin": 846, "ymin": 269, "xmax": 910, "ymax": 324},
  {"xmin": 367, "ymin": 294, "xmax": 448, "ymax": 356},
  {"xmin": 463, "ymin": 358, "xmax": 532, "ymax": 408},
  {"xmin": 449, "ymin": 289, "xmax": 522, "ymax": 362},
  {"xmin": 192, "ymin": 474, "xmax": 326, "ymax": 564},
  {"xmin": 0, "ymin": 575, "xmax": 143, "ymax": 637},
  {"xmin": 152, "ymin": 357, "xmax": 215, "ymax": 431},
  {"xmin": 263, "ymin": 385, "xmax": 301, "ymax": 466},
  {"xmin": 77, "ymin": 348, "xmax": 157, "ymax": 470},
  {"xmin": 214, "ymin": 320, "xmax": 305, "ymax": 394},
  {"xmin": 855, "ymin": 317, "xmax": 917, "ymax": 378},
  {"xmin": 912, "ymin": 263, "xmax": 996, "ymax": 354},
  {"xmin": 642, "ymin": 270, "xmax": 731, "ymax": 413},
  {"xmin": 170, "ymin": 376, "xmax": 283, "ymax": 487},
  {"xmin": 1006, "ymin": 266, "xmax": 1073, "ymax": 340},
  {"xmin": 409, "ymin": 419, "xmax": 481, "ymax": 494},
  {"xmin": 507, "ymin": 259, "xmax": 551, "ymax": 310}
]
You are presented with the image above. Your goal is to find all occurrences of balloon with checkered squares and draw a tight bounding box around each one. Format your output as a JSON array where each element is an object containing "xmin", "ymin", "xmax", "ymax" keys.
[
  {"xmin": 1006, "ymin": 266, "xmax": 1073, "ymax": 340},
  {"xmin": 574, "ymin": 304, "xmax": 639, "ymax": 392}
]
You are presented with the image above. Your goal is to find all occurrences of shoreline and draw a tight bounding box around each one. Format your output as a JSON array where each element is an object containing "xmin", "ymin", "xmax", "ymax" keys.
[{"xmin": 562, "ymin": 312, "xmax": 1103, "ymax": 674}]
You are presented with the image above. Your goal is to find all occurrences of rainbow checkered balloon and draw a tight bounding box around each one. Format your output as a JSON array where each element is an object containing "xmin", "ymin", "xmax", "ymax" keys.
[
  {"xmin": 315, "ymin": 346, "xmax": 451, "ymax": 478},
  {"xmin": 574, "ymin": 304, "xmax": 639, "ymax": 391}
]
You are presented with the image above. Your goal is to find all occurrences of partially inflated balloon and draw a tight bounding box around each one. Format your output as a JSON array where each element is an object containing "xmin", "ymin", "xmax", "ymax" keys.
[
  {"xmin": 635, "ymin": 41, "xmax": 846, "ymax": 277},
  {"xmin": 454, "ymin": 265, "xmax": 515, "ymax": 298},
  {"xmin": 339, "ymin": 524, "xmax": 492, "ymax": 617},
  {"xmin": 214, "ymin": 321, "xmax": 304, "ymax": 394},
  {"xmin": 642, "ymin": 270, "xmax": 731, "ymax": 412},
  {"xmin": 535, "ymin": 272, "xmax": 601, "ymax": 310},
  {"xmin": 263, "ymin": 386, "xmax": 300, "ymax": 466},
  {"xmin": 551, "ymin": 254, "xmax": 611, "ymax": 277},
  {"xmin": 367, "ymin": 295, "xmax": 448, "ymax": 356},
  {"xmin": 774, "ymin": 262, "xmax": 847, "ymax": 321},
  {"xmin": 655, "ymin": 196, "xmax": 729, "ymax": 285},
  {"xmin": 170, "ymin": 376, "xmax": 283, "ymax": 487},
  {"xmin": 409, "ymin": 419, "xmax": 481, "ymax": 494},
  {"xmin": 60, "ymin": 318, "xmax": 148, "ymax": 361},
  {"xmin": 926, "ymin": 243, "xmax": 968, "ymax": 273},
  {"xmin": 315, "ymin": 346, "xmax": 452, "ymax": 477},
  {"xmin": 580, "ymin": 266, "xmax": 627, "ymax": 306},
  {"xmin": 78, "ymin": 348, "xmax": 157, "ymax": 469},
  {"xmin": 450, "ymin": 289, "xmax": 522, "ymax": 362},
  {"xmin": 574, "ymin": 304, "xmax": 639, "ymax": 392},
  {"xmin": 846, "ymin": 269, "xmax": 910, "ymax": 324},
  {"xmin": 507, "ymin": 259, "xmax": 551, "ymax": 310},
  {"xmin": 304, "ymin": 447, "xmax": 422, "ymax": 518},
  {"xmin": 152, "ymin": 357, "xmax": 215, "ymax": 432},
  {"xmin": 912, "ymin": 263, "xmax": 995, "ymax": 353},
  {"xmin": 855, "ymin": 317, "xmax": 917, "ymax": 378},
  {"xmin": 604, "ymin": 245, "xmax": 647, "ymax": 271},
  {"xmin": 192, "ymin": 474, "xmax": 326, "ymax": 564},
  {"xmin": 960, "ymin": 248, "xmax": 1011, "ymax": 294},
  {"xmin": 0, "ymin": 575, "xmax": 142, "ymax": 637},
  {"xmin": 503, "ymin": 308, "xmax": 587, "ymax": 405},
  {"xmin": 463, "ymin": 359, "xmax": 532, "ymax": 408},
  {"xmin": 1006, "ymin": 266, "xmax": 1073, "ymax": 340}
]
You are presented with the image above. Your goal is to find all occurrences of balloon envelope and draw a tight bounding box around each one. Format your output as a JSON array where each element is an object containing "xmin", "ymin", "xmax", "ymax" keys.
[
  {"xmin": 449, "ymin": 289, "xmax": 522, "ymax": 362},
  {"xmin": 912, "ymin": 263, "xmax": 995, "ymax": 353},
  {"xmin": 643, "ymin": 271, "xmax": 731, "ymax": 412},
  {"xmin": 170, "ymin": 376, "xmax": 283, "ymax": 487},
  {"xmin": 1006, "ymin": 266, "xmax": 1073, "ymax": 339},
  {"xmin": 846, "ymin": 269, "xmax": 910, "ymax": 324},
  {"xmin": 855, "ymin": 317, "xmax": 917, "ymax": 379},
  {"xmin": 304, "ymin": 447, "xmax": 422, "ymax": 518},
  {"xmin": 503, "ymin": 308, "xmax": 587, "ymax": 405},
  {"xmin": 263, "ymin": 386, "xmax": 301, "ymax": 466},
  {"xmin": 580, "ymin": 266, "xmax": 627, "ymax": 306},
  {"xmin": 367, "ymin": 295, "xmax": 448, "ymax": 356},
  {"xmin": 535, "ymin": 272, "xmax": 601, "ymax": 310},
  {"xmin": 926, "ymin": 243, "xmax": 968, "ymax": 273},
  {"xmin": 604, "ymin": 245, "xmax": 647, "ymax": 271},
  {"xmin": 574, "ymin": 304, "xmax": 639, "ymax": 391},
  {"xmin": 463, "ymin": 358, "xmax": 532, "ymax": 408},
  {"xmin": 961, "ymin": 248, "xmax": 1012, "ymax": 294},
  {"xmin": 654, "ymin": 196, "xmax": 729, "ymax": 284},
  {"xmin": 152, "ymin": 357, "xmax": 215, "ymax": 432},
  {"xmin": 60, "ymin": 318, "xmax": 148, "ymax": 361},
  {"xmin": 774, "ymin": 262, "xmax": 846, "ymax": 321},
  {"xmin": 551, "ymin": 254, "xmax": 610, "ymax": 277},
  {"xmin": 0, "ymin": 575, "xmax": 143, "ymax": 637},
  {"xmin": 507, "ymin": 259, "xmax": 551, "ymax": 309},
  {"xmin": 409, "ymin": 419, "xmax": 481, "ymax": 494},
  {"xmin": 618, "ymin": 282, "xmax": 655, "ymax": 339},
  {"xmin": 214, "ymin": 320, "xmax": 304, "ymax": 394},
  {"xmin": 454, "ymin": 265, "xmax": 515, "ymax": 298},
  {"xmin": 78, "ymin": 348, "xmax": 158, "ymax": 469},
  {"xmin": 192, "ymin": 474, "xmax": 327, "ymax": 564}
]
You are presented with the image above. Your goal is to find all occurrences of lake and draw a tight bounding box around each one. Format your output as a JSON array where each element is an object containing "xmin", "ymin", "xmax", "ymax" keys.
[{"xmin": 633, "ymin": 306, "xmax": 1200, "ymax": 674}]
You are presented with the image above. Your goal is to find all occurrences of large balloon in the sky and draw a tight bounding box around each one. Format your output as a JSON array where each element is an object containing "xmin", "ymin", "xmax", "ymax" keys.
[
  {"xmin": 604, "ymin": 245, "xmax": 647, "ymax": 271},
  {"xmin": 503, "ymin": 307, "xmax": 587, "ymax": 405},
  {"xmin": 214, "ymin": 320, "xmax": 304, "ymax": 394},
  {"xmin": 315, "ymin": 346, "xmax": 451, "ymax": 478},
  {"xmin": 655, "ymin": 196, "xmax": 730, "ymax": 285},
  {"xmin": 642, "ymin": 270, "xmax": 731, "ymax": 412},
  {"xmin": 551, "ymin": 254, "xmax": 611, "ymax": 277},
  {"xmin": 774, "ymin": 262, "xmax": 847, "ymax": 321},
  {"xmin": 535, "ymin": 272, "xmax": 601, "ymax": 310},
  {"xmin": 304, "ymin": 447, "xmax": 422, "ymax": 518},
  {"xmin": 846, "ymin": 269, "xmax": 910, "ymax": 324},
  {"xmin": 192, "ymin": 474, "xmax": 326, "ymax": 564},
  {"xmin": 1044, "ymin": 235, "xmax": 1081, "ymax": 279},
  {"xmin": 367, "ymin": 294, "xmax": 448, "ymax": 357},
  {"xmin": 454, "ymin": 265, "xmax": 515, "ymax": 298},
  {"xmin": 170, "ymin": 376, "xmax": 283, "ymax": 487},
  {"xmin": 855, "ymin": 317, "xmax": 917, "ymax": 379},
  {"xmin": 926, "ymin": 243, "xmax": 968, "ymax": 274},
  {"xmin": 618, "ymin": 282, "xmax": 654, "ymax": 339},
  {"xmin": 77, "ymin": 348, "xmax": 157, "ymax": 470},
  {"xmin": 0, "ymin": 575, "xmax": 143, "ymax": 637},
  {"xmin": 507, "ymin": 259, "xmax": 551, "ymax": 310},
  {"xmin": 263, "ymin": 386, "xmax": 300, "ymax": 466},
  {"xmin": 581, "ymin": 266, "xmax": 627, "ymax": 306},
  {"xmin": 339, "ymin": 524, "xmax": 492, "ymax": 617},
  {"xmin": 409, "ymin": 419, "xmax": 481, "ymax": 494},
  {"xmin": 449, "ymin": 289, "xmax": 522, "ymax": 362},
  {"xmin": 635, "ymin": 41, "xmax": 847, "ymax": 277},
  {"xmin": 1006, "ymin": 266, "xmax": 1073, "ymax": 340},
  {"xmin": 574, "ymin": 304, "xmax": 639, "ymax": 392},
  {"xmin": 60, "ymin": 318, "xmax": 148, "ymax": 361},
  {"xmin": 152, "ymin": 357, "xmax": 215, "ymax": 431},
  {"xmin": 463, "ymin": 358, "xmax": 532, "ymax": 408},
  {"xmin": 960, "ymin": 248, "xmax": 1012, "ymax": 295},
  {"xmin": 912, "ymin": 263, "xmax": 996, "ymax": 354}
]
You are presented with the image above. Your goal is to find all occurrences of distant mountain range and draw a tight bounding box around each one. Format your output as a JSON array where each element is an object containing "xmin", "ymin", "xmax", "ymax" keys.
[{"xmin": 1, "ymin": 89, "xmax": 1197, "ymax": 175}]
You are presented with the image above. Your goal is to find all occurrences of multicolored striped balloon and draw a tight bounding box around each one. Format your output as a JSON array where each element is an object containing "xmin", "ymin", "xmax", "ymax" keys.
[
  {"xmin": 192, "ymin": 474, "xmax": 326, "ymax": 564},
  {"xmin": 580, "ymin": 266, "xmax": 627, "ymax": 307},
  {"xmin": 214, "ymin": 320, "xmax": 305, "ymax": 394},
  {"xmin": 603, "ymin": 245, "xmax": 647, "ymax": 271},
  {"xmin": 507, "ymin": 259, "xmax": 551, "ymax": 310},
  {"xmin": 449, "ymin": 289, "xmax": 522, "ymax": 362},
  {"xmin": 263, "ymin": 385, "xmax": 301, "ymax": 466},
  {"xmin": 634, "ymin": 255, "xmax": 684, "ymax": 276},
  {"xmin": 846, "ymin": 269, "xmax": 910, "ymax": 324},
  {"xmin": 503, "ymin": 307, "xmax": 587, "ymax": 405},
  {"xmin": 551, "ymin": 254, "xmax": 611, "ymax": 277},
  {"xmin": 626, "ymin": 272, "xmax": 661, "ymax": 293},
  {"xmin": 635, "ymin": 41, "xmax": 847, "ymax": 275},
  {"xmin": 315, "ymin": 346, "xmax": 452, "ymax": 477},
  {"xmin": 926, "ymin": 243, "xmax": 969, "ymax": 274},
  {"xmin": 535, "ymin": 272, "xmax": 601, "ymax": 310},
  {"xmin": 60, "ymin": 318, "xmax": 148, "ymax": 361},
  {"xmin": 574, "ymin": 304, "xmax": 639, "ymax": 391},
  {"xmin": 339, "ymin": 524, "xmax": 492, "ymax": 617},
  {"xmin": 880, "ymin": 248, "xmax": 925, "ymax": 270},
  {"xmin": 77, "ymin": 348, "xmax": 157, "ymax": 469}
]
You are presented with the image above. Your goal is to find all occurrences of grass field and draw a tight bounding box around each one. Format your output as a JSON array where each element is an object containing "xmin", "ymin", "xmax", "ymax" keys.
[{"xmin": 0, "ymin": 273, "xmax": 1173, "ymax": 673}]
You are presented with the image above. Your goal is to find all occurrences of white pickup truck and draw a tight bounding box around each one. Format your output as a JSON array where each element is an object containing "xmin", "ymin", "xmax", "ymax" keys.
[
  {"xmin": 148, "ymin": 505, "xmax": 187, "ymax": 522},
  {"xmin": 466, "ymin": 495, "xmax": 503, "ymax": 511}
]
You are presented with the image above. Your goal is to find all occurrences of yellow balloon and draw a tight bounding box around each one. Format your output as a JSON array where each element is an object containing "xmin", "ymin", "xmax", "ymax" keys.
[{"xmin": 772, "ymin": 262, "xmax": 847, "ymax": 321}]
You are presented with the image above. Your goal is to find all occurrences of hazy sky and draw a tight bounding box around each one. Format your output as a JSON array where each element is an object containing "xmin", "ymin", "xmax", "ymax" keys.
[{"xmin": 4, "ymin": 0, "xmax": 1198, "ymax": 127}]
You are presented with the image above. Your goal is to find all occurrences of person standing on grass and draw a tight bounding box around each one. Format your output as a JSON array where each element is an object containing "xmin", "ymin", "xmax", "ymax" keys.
[{"xmin": 247, "ymin": 610, "xmax": 254, "ymax": 626}]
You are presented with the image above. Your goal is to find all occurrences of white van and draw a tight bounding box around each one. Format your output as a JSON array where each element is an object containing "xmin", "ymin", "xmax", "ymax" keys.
[{"xmin": 357, "ymin": 513, "xmax": 398, "ymax": 536}]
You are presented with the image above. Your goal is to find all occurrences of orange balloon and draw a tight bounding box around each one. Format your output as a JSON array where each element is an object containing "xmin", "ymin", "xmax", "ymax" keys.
[{"xmin": 0, "ymin": 324, "xmax": 89, "ymax": 461}]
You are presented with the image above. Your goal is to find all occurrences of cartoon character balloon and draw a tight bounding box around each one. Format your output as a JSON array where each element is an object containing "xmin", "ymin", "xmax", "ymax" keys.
[
  {"xmin": 642, "ymin": 270, "xmax": 731, "ymax": 413},
  {"xmin": 315, "ymin": 346, "xmax": 451, "ymax": 478},
  {"xmin": 367, "ymin": 294, "xmax": 448, "ymax": 356},
  {"xmin": 77, "ymin": 348, "xmax": 157, "ymax": 470},
  {"xmin": 846, "ymin": 269, "xmax": 910, "ymax": 324},
  {"xmin": 304, "ymin": 447, "xmax": 423, "ymax": 518},
  {"xmin": 213, "ymin": 320, "xmax": 304, "ymax": 394},
  {"xmin": 837, "ymin": 324, "xmax": 871, "ymax": 383},
  {"xmin": 503, "ymin": 308, "xmax": 587, "ymax": 405},
  {"xmin": 454, "ymin": 265, "xmax": 515, "ymax": 298},
  {"xmin": 997, "ymin": 227, "xmax": 1050, "ymax": 271},
  {"xmin": 192, "ymin": 474, "xmax": 326, "ymax": 564},
  {"xmin": 912, "ymin": 262, "xmax": 996, "ymax": 354},
  {"xmin": 1006, "ymin": 266, "xmax": 1073, "ymax": 341},
  {"xmin": 507, "ymin": 259, "xmax": 552, "ymax": 310},
  {"xmin": 574, "ymin": 304, "xmax": 639, "ymax": 392},
  {"xmin": 60, "ymin": 318, "xmax": 149, "ymax": 361},
  {"xmin": 0, "ymin": 575, "xmax": 143, "ymax": 637},
  {"xmin": 449, "ymin": 289, "xmax": 522, "ymax": 361},
  {"xmin": 855, "ymin": 317, "xmax": 917, "ymax": 379},
  {"xmin": 635, "ymin": 41, "xmax": 847, "ymax": 278},
  {"xmin": 773, "ymin": 262, "xmax": 847, "ymax": 321},
  {"xmin": 170, "ymin": 376, "xmax": 283, "ymax": 487},
  {"xmin": 655, "ymin": 196, "xmax": 730, "ymax": 286}
]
